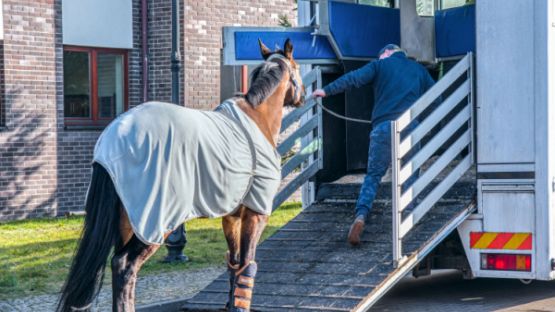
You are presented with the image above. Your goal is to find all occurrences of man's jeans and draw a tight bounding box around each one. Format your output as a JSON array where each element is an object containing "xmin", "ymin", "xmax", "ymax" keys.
[{"xmin": 355, "ymin": 121, "xmax": 419, "ymax": 219}]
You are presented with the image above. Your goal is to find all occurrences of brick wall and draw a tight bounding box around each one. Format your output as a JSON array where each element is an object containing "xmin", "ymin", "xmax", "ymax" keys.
[
  {"xmin": 184, "ymin": 0, "xmax": 297, "ymax": 109},
  {"xmin": 129, "ymin": 0, "xmax": 144, "ymax": 107},
  {"xmin": 0, "ymin": 0, "xmax": 60, "ymax": 219},
  {"xmin": 0, "ymin": 43, "xmax": 4, "ymax": 127}
]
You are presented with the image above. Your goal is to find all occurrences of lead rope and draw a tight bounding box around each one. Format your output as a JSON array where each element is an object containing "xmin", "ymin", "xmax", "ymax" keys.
[{"xmin": 305, "ymin": 95, "xmax": 373, "ymax": 125}]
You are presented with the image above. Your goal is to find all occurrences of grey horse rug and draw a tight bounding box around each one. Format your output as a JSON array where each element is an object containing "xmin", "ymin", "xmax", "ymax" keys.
[{"xmin": 92, "ymin": 100, "xmax": 281, "ymax": 244}]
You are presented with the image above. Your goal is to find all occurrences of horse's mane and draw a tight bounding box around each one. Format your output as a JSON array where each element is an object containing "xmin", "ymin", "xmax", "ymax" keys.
[{"xmin": 242, "ymin": 57, "xmax": 288, "ymax": 107}]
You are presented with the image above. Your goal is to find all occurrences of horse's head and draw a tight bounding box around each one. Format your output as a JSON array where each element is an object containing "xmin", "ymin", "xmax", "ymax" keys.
[{"xmin": 258, "ymin": 38, "xmax": 305, "ymax": 107}]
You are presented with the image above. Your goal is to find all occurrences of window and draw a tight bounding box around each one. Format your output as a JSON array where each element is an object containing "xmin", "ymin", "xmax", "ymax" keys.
[
  {"xmin": 416, "ymin": 0, "xmax": 435, "ymax": 16},
  {"xmin": 441, "ymin": 0, "xmax": 473, "ymax": 9},
  {"xmin": 63, "ymin": 46, "xmax": 127, "ymax": 126},
  {"xmin": 357, "ymin": 0, "xmax": 392, "ymax": 8}
]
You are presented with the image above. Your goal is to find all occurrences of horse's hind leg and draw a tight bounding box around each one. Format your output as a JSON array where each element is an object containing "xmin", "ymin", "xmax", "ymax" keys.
[
  {"xmin": 111, "ymin": 219, "xmax": 159, "ymax": 312},
  {"xmin": 222, "ymin": 207, "xmax": 244, "ymax": 309},
  {"xmin": 230, "ymin": 208, "xmax": 268, "ymax": 311}
]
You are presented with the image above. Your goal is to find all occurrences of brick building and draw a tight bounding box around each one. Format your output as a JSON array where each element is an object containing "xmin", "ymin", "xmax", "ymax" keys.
[{"xmin": 0, "ymin": 0, "xmax": 296, "ymax": 220}]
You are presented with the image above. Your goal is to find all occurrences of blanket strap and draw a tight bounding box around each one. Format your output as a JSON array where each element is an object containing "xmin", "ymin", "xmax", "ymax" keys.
[{"xmin": 218, "ymin": 99, "xmax": 257, "ymax": 202}]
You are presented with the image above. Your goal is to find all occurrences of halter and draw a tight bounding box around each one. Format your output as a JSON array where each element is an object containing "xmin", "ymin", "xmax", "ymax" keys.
[{"xmin": 266, "ymin": 53, "xmax": 302, "ymax": 103}]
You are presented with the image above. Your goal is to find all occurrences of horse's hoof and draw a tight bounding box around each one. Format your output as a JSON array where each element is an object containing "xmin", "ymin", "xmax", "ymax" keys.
[{"xmin": 226, "ymin": 252, "xmax": 240, "ymax": 311}]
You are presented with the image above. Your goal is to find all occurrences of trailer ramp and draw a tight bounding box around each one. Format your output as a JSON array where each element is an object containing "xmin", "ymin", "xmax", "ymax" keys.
[{"xmin": 181, "ymin": 168, "xmax": 475, "ymax": 312}]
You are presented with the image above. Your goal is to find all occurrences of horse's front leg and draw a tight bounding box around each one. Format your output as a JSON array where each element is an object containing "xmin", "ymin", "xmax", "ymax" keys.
[
  {"xmin": 231, "ymin": 207, "xmax": 269, "ymax": 312},
  {"xmin": 223, "ymin": 207, "xmax": 243, "ymax": 266},
  {"xmin": 222, "ymin": 206, "xmax": 243, "ymax": 310}
]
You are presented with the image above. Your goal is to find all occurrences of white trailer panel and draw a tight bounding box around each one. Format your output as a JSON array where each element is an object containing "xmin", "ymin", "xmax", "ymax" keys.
[
  {"xmin": 461, "ymin": 0, "xmax": 555, "ymax": 280},
  {"xmin": 476, "ymin": 0, "xmax": 535, "ymax": 168},
  {"xmin": 548, "ymin": 0, "xmax": 555, "ymax": 279},
  {"xmin": 481, "ymin": 183, "xmax": 535, "ymax": 233}
]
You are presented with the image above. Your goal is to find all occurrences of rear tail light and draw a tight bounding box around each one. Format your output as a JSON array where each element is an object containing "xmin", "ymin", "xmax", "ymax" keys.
[{"xmin": 480, "ymin": 253, "xmax": 531, "ymax": 272}]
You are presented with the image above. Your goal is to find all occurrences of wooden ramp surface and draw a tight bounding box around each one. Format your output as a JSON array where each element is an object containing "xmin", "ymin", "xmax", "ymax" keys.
[{"xmin": 182, "ymin": 170, "xmax": 476, "ymax": 312}]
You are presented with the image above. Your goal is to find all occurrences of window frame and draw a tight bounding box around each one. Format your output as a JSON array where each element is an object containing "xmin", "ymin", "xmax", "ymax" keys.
[{"xmin": 63, "ymin": 45, "xmax": 129, "ymax": 127}]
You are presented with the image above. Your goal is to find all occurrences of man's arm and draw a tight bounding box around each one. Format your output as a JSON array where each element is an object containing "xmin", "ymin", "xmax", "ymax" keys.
[{"xmin": 312, "ymin": 61, "xmax": 378, "ymax": 98}]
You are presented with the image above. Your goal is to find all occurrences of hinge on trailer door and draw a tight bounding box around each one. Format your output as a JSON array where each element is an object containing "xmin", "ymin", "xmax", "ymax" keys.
[{"xmin": 552, "ymin": 177, "xmax": 555, "ymax": 192}]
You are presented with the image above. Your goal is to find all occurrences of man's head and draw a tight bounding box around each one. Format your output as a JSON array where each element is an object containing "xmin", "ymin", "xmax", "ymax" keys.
[{"xmin": 378, "ymin": 44, "xmax": 405, "ymax": 60}]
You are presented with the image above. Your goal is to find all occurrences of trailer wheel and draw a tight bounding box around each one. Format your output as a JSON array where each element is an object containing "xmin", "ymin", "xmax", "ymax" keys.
[{"xmin": 520, "ymin": 279, "xmax": 533, "ymax": 285}]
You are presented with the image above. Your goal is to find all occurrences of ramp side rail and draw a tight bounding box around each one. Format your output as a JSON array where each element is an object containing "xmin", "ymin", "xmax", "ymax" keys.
[
  {"xmin": 391, "ymin": 52, "xmax": 475, "ymax": 266},
  {"xmin": 273, "ymin": 67, "xmax": 323, "ymax": 210}
]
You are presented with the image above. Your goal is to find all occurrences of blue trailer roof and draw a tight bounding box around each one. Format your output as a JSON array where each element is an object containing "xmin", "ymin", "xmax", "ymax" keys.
[
  {"xmin": 328, "ymin": 1, "xmax": 400, "ymax": 58},
  {"xmin": 234, "ymin": 30, "xmax": 336, "ymax": 61},
  {"xmin": 226, "ymin": 3, "xmax": 475, "ymax": 64},
  {"xmin": 435, "ymin": 5, "xmax": 476, "ymax": 58}
]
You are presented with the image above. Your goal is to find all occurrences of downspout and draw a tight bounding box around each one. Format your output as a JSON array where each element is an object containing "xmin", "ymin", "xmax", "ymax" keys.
[
  {"xmin": 141, "ymin": 0, "xmax": 148, "ymax": 102},
  {"xmin": 241, "ymin": 65, "xmax": 248, "ymax": 94}
]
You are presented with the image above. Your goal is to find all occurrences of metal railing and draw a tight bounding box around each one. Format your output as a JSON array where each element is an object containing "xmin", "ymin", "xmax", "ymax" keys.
[
  {"xmin": 391, "ymin": 52, "xmax": 475, "ymax": 266},
  {"xmin": 273, "ymin": 67, "xmax": 323, "ymax": 210}
]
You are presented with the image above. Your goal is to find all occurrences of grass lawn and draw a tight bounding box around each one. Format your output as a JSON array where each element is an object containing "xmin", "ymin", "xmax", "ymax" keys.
[{"xmin": 0, "ymin": 202, "xmax": 301, "ymax": 300}]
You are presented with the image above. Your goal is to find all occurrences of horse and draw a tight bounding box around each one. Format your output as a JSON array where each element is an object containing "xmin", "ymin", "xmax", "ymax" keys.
[{"xmin": 56, "ymin": 39, "xmax": 305, "ymax": 312}]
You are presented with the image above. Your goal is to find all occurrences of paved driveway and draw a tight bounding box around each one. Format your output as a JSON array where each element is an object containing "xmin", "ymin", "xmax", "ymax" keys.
[{"xmin": 371, "ymin": 270, "xmax": 555, "ymax": 312}]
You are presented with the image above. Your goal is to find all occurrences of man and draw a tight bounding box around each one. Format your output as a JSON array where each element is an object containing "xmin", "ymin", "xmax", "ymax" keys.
[{"xmin": 312, "ymin": 44, "xmax": 435, "ymax": 246}]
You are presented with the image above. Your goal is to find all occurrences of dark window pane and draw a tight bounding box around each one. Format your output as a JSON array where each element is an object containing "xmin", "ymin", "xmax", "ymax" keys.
[
  {"xmin": 97, "ymin": 53, "xmax": 124, "ymax": 119},
  {"xmin": 63, "ymin": 51, "xmax": 91, "ymax": 118}
]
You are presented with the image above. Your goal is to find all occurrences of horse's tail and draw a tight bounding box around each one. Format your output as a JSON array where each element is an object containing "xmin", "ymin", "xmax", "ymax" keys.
[{"xmin": 57, "ymin": 163, "xmax": 121, "ymax": 312}]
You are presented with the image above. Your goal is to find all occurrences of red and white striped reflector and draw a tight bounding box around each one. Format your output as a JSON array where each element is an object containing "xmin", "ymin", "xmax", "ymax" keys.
[{"xmin": 470, "ymin": 232, "xmax": 532, "ymax": 250}]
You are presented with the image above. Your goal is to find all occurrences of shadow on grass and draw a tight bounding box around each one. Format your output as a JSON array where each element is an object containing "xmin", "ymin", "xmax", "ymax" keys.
[
  {"xmin": 0, "ymin": 224, "xmax": 285, "ymax": 300},
  {"xmin": 0, "ymin": 238, "xmax": 78, "ymax": 299}
]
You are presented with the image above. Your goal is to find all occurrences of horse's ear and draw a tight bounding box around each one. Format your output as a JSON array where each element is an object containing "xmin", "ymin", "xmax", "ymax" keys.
[
  {"xmin": 284, "ymin": 38, "xmax": 293, "ymax": 60},
  {"xmin": 258, "ymin": 39, "xmax": 272, "ymax": 60}
]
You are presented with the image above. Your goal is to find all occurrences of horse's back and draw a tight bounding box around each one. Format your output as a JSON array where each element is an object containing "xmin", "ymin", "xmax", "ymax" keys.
[{"xmin": 92, "ymin": 101, "xmax": 253, "ymax": 244}]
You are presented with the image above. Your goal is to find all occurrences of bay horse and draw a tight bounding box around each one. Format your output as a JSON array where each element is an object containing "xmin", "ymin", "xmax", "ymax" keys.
[{"xmin": 57, "ymin": 39, "xmax": 304, "ymax": 312}]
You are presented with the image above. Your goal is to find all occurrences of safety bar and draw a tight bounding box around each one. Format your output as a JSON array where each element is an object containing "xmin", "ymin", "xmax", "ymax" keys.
[
  {"xmin": 391, "ymin": 52, "xmax": 474, "ymax": 266},
  {"xmin": 273, "ymin": 67, "xmax": 323, "ymax": 210}
]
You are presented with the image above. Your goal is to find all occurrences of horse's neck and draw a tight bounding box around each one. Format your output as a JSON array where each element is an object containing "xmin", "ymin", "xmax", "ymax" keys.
[
  {"xmin": 259, "ymin": 101, "xmax": 284, "ymax": 146},
  {"xmin": 237, "ymin": 97, "xmax": 284, "ymax": 148}
]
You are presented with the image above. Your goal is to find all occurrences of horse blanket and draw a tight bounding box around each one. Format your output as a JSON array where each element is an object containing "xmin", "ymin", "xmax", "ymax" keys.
[{"xmin": 92, "ymin": 100, "xmax": 281, "ymax": 244}]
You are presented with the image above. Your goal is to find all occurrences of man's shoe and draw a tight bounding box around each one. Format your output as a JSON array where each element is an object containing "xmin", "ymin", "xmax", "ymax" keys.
[{"xmin": 348, "ymin": 217, "xmax": 365, "ymax": 246}]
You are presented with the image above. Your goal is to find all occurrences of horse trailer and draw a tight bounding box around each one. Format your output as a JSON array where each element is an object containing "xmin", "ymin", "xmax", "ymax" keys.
[{"xmin": 183, "ymin": 1, "xmax": 555, "ymax": 311}]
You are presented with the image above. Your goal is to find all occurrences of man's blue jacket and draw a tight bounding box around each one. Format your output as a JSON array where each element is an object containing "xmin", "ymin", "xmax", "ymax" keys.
[{"xmin": 323, "ymin": 51, "xmax": 435, "ymax": 126}]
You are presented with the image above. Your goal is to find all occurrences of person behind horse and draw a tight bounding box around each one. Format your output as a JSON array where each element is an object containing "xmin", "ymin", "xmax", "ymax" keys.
[{"xmin": 311, "ymin": 44, "xmax": 435, "ymax": 246}]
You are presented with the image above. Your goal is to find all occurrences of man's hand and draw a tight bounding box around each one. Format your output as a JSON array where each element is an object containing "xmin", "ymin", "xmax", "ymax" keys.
[{"xmin": 311, "ymin": 89, "xmax": 326, "ymax": 98}]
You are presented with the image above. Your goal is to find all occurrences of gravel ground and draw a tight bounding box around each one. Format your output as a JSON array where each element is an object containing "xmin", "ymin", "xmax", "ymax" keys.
[{"xmin": 0, "ymin": 267, "xmax": 224, "ymax": 312}]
